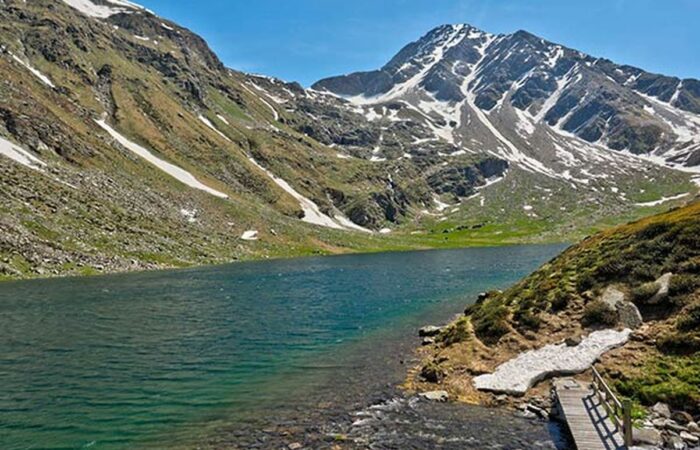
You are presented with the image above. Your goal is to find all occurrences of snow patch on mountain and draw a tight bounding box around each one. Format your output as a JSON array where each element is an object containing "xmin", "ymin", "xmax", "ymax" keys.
[
  {"xmin": 0, "ymin": 135, "xmax": 46, "ymax": 170},
  {"xmin": 198, "ymin": 114, "xmax": 231, "ymax": 142},
  {"xmin": 635, "ymin": 192, "xmax": 690, "ymax": 207},
  {"xmin": 60, "ymin": 0, "xmax": 146, "ymax": 19},
  {"xmin": 9, "ymin": 53, "xmax": 55, "ymax": 88},
  {"xmin": 345, "ymin": 25, "xmax": 470, "ymax": 105},
  {"xmin": 240, "ymin": 83, "xmax": 280, "ymax": 121},
  {"xmin": 95, "ymin": 119, "xmax": 228, "ymax": 198},
  {"xmin": 247, "ymin": 157, "xmax": 370, "ymax": 232},
  {"xmin": 240, "ymin": 230, "xmax": 258, "ymax": 241}
]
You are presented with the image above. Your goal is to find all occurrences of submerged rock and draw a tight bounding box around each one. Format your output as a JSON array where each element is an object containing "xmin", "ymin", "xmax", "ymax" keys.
[{"xmin": 473, "ymin": 329, "xmax": 631, "ymax": 395}]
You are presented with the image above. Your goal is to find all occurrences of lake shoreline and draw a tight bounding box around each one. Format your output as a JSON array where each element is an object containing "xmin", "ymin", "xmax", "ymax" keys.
[{"xmin": 0, "ymin": 240, "xmax": 571, "ymax": 284}]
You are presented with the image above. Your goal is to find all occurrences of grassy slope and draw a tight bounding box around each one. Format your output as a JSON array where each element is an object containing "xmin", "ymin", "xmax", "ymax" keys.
[{"xmin": 410, "ymin": 200, "xmax": 700, "ymax": 414}]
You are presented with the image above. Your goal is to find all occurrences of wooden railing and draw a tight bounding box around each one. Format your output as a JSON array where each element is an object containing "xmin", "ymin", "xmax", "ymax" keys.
[{"xmin": 592, "ymin": 366, "xmax": 633, "ymax": 447}]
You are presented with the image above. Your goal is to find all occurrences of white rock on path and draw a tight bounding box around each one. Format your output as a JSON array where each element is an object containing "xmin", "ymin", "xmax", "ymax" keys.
[
  {"xmin": 473, "ymin": 329, "xmax": 631, "ymax": 395},
  {"xmin": 419, "ymin": 390, "xmax": 449, "ymax": 402}
]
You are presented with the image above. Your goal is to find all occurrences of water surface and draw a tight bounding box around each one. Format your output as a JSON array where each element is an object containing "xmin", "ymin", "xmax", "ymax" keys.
[{"xmin": 0, "ymin": 245, "xmax": 566, "ymax": 449}]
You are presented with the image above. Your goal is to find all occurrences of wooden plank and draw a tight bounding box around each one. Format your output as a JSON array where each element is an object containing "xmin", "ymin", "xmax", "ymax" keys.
[{"xmin": 554, "ymin": 379, "xmax": 626, "ymax": 450}]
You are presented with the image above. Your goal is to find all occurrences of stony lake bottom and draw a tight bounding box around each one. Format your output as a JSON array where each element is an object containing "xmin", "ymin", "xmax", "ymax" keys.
[{"xmin": 0, "ymin": 244, "xmax": 570, "ymax": 449}]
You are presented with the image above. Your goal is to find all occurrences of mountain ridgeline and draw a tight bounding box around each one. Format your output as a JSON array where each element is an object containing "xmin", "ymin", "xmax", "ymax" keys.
[{"xmin": 0, "ymin": 1, "xmax": 698, "ymax": 279}]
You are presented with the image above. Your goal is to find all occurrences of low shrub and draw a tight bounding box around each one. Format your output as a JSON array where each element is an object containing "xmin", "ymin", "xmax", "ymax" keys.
[
  {"xmin": 614, "ymin": 356, "xmax": 700, "ymax": 415},
  {"xmin": 657, "ymin": 332, "xmax": 700, "ymax": 355},
  {"xmin": 470, "ymin": 298, "xmax": 510, "ymax": 344},
  {"xmin": 631, "ymin": 282, "xmax": 660, "ymax": 304},
  {"xmin": 439, "ymin": 317, "xmax": 472, "ymax": 346},
  {"xmin": 677, "ymin": 301, "xmax": 700, "ymax": 332},
  {"xmin": 669, "ymin": 274, "xmax": 700, "ymax": 297},
  {"xmin": 420, "ymin": 361, "xmax": 445, "ymax": 383},
  {"xmin": 582, "ymin": 300, "xmax": 618, "ymax": 327},
  {"xmin": 549, "ymin": 289, "xmax": 571, "ymax": 311},
  {"xmin": 514, "ymin": 309, "xmax": 542, "ymax": 331}
]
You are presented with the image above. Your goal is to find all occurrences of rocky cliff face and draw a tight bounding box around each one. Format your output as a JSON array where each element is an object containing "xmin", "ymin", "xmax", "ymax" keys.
[{"xmin": 314, "ymin": 24, "xmax": 700, "ymax": 169}]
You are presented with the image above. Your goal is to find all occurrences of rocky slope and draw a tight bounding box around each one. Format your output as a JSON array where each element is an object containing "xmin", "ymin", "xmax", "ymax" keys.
[
  {"xmin": 0, "ymin": 0, "xmax": 438, "ymax": 279},
  {"xmin": 409, "ymin": 200, "xmax": 700, "ymax": 446},
  {"xmin": 0, "ymin": 3, "xmax": 697, "ymax": 279},
  {"xmin": 314, "ymin": 24, "xmax": 700, "ymax": 171}
]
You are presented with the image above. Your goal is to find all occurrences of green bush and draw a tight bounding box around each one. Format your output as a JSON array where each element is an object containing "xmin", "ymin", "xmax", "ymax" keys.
[
  {"xmin": 470, "ymin": 298, "xmax": 511, "ymax": 344},
  {"xmin": 677, "ymin": 301, "xmax": 700, "ymax": 332},
  {"xmin": 439, "ymin": 317, "xmax": 471, "ymax": 346},
  {"xmin": 582, "ymin": 300, "xmax": 618, "ymax": 327},
  {"xmin": 420, "ymin": 361, "xmax": 445, "ymax": 383},
  {"xmin": 657, "ymin": 332, "xmax": 700, "ymax": 355},
  {"xmin": 549, "ymin": 289, "xmax": 571, "ymax": 311},
  {"xmin": 669, "ymin": 274, "xmax": 700, "ymax": 297},
  {"xmin": 515, "ymin": 309, "xmax": 542, "ymax": 331},
  {"xmin": 631, "ymin": 282, "xmax": 660, "ymax": 303},
  {"xmin": 614, "ymin": 356, "xmax": 700, "ymax": 415},
  {"xmin": 576, "ymin": 272, "xmax": 595, "ymax": 291},
  {"xmin": 678, "ymin": 257, "xmax": 700, "ymax": 274}
]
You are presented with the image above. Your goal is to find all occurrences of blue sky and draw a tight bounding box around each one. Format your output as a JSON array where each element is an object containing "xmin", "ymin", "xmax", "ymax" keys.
[{"xmin": 138, "ymin": 0, "xmax": 699, "ymax": 86}]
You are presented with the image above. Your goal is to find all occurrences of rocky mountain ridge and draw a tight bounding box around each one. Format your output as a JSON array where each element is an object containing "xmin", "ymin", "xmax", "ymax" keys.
[
  {"xmin": 0, "ymin": 2, "xmax": 697, "ymax": 279},
  {"xmin": 314, "ymin": 23, "xmax": 700, "ymax": 170}
]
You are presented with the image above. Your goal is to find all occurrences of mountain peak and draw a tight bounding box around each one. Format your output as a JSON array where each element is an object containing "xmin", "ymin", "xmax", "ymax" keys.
[{"xmin": 313, "ymin": 21, "xmax": 700, "ymax": 175}]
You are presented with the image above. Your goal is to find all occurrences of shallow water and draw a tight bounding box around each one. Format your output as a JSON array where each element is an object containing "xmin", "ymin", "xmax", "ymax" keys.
[{"xmin": 0, "ymin": 245, "xmax": 567, "ymax": 449}]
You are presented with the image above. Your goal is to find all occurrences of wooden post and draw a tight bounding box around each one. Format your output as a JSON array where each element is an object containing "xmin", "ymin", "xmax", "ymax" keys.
[{"xmin": 623, "ymin": 399, "xmax": 633, "ymax": 448}]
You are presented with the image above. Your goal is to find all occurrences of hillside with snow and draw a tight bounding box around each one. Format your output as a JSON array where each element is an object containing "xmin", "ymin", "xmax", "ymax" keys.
[{"xmin": 0, "ymin": 2, "xmax": 697, "ymax": 279}]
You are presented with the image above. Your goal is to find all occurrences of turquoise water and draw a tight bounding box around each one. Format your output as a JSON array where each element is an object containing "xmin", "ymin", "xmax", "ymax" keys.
[{"xmin": 0, "ymin": 245, "xmax": 565, "ymax": 449}]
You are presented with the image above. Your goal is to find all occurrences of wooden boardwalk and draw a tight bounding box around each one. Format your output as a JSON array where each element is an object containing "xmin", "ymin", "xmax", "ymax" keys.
[{"xmin": 554, "ymin": 378, "xmax": 626, "ymax": 450}]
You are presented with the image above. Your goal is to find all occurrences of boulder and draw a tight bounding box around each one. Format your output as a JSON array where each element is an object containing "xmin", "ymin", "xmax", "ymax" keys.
[
  {"xmin": 599, "ymin": 286, "xmax": 643, "ymax": 328},
  {"xmin": 680, "ymin": 431, "xmax": 699, "ymax": 445},
  {"xmin": 565, "ymin": 335, "xmax": 582, "ymax": 347},
  {"xmin": 601, "ymin": 286, "xmax": 626, "ymax": 309},
  {"xmin": 649, "ymin": 273, "xmax": 673, "ymax": 304},
  {"xmin": 665, "ymin": 435, "xmax": 687, "ymax": 450},
  {"xmin": 687, "ymin": 422, "xmax": 700, "ymax": 433},
  {"xmin": 652, "ymin": 418, "xmax": 667, "ymax": 428},
  {"xmin": 665, "ymin": 419, "xmax": 688, "ymax": 433},
  {"xmin": 633, "ymin": 427, "xmax": 663, "ymax": 446},
  {"xmin": 419, "ymin": 325, "xmax": 443, "ymax": 337},
  {"xmin": 421, "ymin": 337, "xmax": 436, "ymax": 346},
  {"xmin": 419, "ymin": 390, "xmax": 449, "ymax": 402},
  {"xmin": 617, "ymin": 301, "xmax": 643, "ymax": 329},
  {"xmin": 526, "ymin": 403, "xmax": 549, "ymax": 419},
  {"xmin": 672, "ymin": 411, "xmax": 694, "ymax": 425},
  {"xmin": 652, "ymin": 402, "xmax": 672, "ymax": 418}
]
